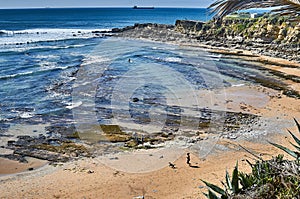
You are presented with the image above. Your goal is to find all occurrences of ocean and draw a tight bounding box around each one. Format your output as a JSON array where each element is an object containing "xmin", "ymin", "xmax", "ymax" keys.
[{"xmin": 0, "ymin": 8, "xmax": 275, "ymax": 137}]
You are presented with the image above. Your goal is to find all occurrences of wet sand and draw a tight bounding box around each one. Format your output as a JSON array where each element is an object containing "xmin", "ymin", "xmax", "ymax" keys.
[{"xmin": 0, "ymin": 157, "xmax": 48, "ymax": 176}]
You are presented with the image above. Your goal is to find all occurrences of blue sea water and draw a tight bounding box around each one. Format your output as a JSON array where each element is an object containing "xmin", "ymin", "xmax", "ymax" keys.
[
  {"xmin": 0, "ymin": 8, "xmax": 211, "ymax": 31},
  {"xmin": 0, "ymin": 8, "xmax": 276, "ymax": 134},
  {"xmin": 0, "ymin": 8, "xmax": 214, "ymax": 130}
]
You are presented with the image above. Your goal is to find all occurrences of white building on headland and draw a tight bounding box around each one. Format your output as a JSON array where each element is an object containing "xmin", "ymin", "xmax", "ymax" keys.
[{"xmin": 250, "ymin": 13, "xmax": 264, "ymax": 18}]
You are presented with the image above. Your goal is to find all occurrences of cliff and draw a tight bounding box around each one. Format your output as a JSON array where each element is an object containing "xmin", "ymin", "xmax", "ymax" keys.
[
  {"xmin": 114, "ymin": 15, "xmax": 299, "ymax": 62},
  {"xmin": 175, "ymin": 16, "xmax": 300, "ymax": 61}
]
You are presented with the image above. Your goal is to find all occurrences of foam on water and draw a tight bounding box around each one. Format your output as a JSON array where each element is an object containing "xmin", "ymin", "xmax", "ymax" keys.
[
  {"xmin": 19, "ymin": 112, "xmax": 34, "ymax": 119},
  {"xmin": 0, "ymin": 28, "xmax": 109, "ymax": 46},
  {"xmin": 66, "ymin": 101, "xmax": 83, "ymax": 109},
  {"xmin": 164, "ymin": 57, "xmax": 182, "ymax": 63}
]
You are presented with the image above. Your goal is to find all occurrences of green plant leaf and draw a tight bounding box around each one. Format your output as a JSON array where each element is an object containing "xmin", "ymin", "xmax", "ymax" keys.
[
  {"xmin": 287, "ymin": 129, "xmax": 300, "ymax": 147},
  {"xmin": 208, "ymin": 189, "xmax": 220, "ymax": 199},
  {"xmin": 269, "ymin": 142, "xmax": 298, "ymax": 158},
  {"xmin": 225, "ymin": 170, "xmax": 232, "ymax": 190},
  {"xmin": 294, "ymin": 118, "xmax": 300, "ymax": 134},
  {"xmin": 290, "ymin": 141, "xmax": 300, "ymax": 151},
  {"xmin": 202, "ymin": 180, "xmax": 225, "ymax": 195},
  {"xmin": 231, "ymin": 162, "xmax": 239, "ymax": 193},
  {"xmin": 239, "ymin": 172, "xmax": 253, "ymax": 189}
]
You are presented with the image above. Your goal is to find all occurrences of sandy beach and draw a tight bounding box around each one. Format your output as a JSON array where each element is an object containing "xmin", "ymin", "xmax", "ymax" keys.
[
  {"xmin": 1, "ymin": 3, "xmax": 300, "ymax": 198},
  {"xmin": 0, "ymin": 135, "xmax": 295, "ymax": 199}
]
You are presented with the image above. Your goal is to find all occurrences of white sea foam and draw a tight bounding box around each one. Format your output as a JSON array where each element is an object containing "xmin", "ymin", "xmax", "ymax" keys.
[
  {"xmin": 34, "ymin": 54, "xmax": 60, "ymax": 59},
  {"xmin": 0, "ymin": 64, "xmax": 71, "ymax": 80},
  {"xmin": 164, "ymin": 57, "xmax": 182, "ymax": 62},
  {"xmin": 0, "ymin": 28, "xmax": 110, "ymax": 46},
  {"xmin": 19, "ymin": 112, "xmax": 34, "ymax": 118},
  {"xmin": 81, "ymin": 55, "xmax": 110, "ymax": 65},
  {"xmin": 66, "ymin": 101, "xmax": 83, "ymax": 109},
  {"xmin": 232, "ymin": 83, "xmax": 245, "ymax": 87},
  {"xmin": 0, "ymin": 71, "xmax": 34, "ymax": 80}
]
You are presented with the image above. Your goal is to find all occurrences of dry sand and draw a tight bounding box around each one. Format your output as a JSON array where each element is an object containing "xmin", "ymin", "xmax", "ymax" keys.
[
  {"xmin": 0, "ymin": 138, "xmax": 292, "ymax": 199},
  {"xmin": 1, "ymin": 46, "xmax": 300, "ymax": 198}
]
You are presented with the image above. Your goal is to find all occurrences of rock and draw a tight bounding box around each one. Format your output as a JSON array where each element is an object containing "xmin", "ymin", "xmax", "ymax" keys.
[
  {"xmin": 0, "ymin": 31, "xmax": 7, "ymax": 36},
  {"xmin": 172, "ymin": 17, "xmax": 299, "ymax": 62},
  {"xmin": 132, "ymin": 97, "xmax": 139, "ymax": 102},
  {"xmin": 7, "ymin": 140, "xmax": 16, "ymax": 146},
  {"xmin": 111, "ymin": 28, "xmax": 121, "ymax": 33},
  {"xmin": 175, "ymin": 20, "xmax": 205, "ymax": 35}
]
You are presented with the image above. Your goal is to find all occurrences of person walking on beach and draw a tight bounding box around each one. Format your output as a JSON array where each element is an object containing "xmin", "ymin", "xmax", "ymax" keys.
[{"xmin": 186, "ymin": 153, "xmax": 191, "ymax": 167}]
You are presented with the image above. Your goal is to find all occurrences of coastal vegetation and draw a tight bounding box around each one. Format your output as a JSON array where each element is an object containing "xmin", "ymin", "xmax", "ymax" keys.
[
  {"xmin": 203, "ymin": 120, "xmax": 300, "ymax": 198},
  {"xmin": 174, "ymin": 14, "xmax": 300, "ymax": 65},
  {"xmin": 175, "ymin": 14, "xmax": 300, "ymax": 49},
  {"xmin": 209, "ymin": 0, "xmax": 300, "ymax": 21}
]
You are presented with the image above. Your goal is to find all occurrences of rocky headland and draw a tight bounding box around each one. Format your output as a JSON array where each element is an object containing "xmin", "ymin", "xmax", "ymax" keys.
[{"xmin": 114, "ymin": 15, "xmax": 300, "ymax": 62}]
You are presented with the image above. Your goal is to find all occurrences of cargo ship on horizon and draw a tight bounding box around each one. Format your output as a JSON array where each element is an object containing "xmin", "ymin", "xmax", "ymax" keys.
[{"xmin": 133, "ymin": 5, "xmax": 154, "ymax": 9}]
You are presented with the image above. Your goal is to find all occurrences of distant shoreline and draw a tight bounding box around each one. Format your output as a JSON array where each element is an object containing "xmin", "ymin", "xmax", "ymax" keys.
[
  {"xmin": 113, "ymin": 21, "xmax": 300, "ymax": 63},
  {"xmin": 0, "ymin": 7, "xmax": 207, "ymax": 10}
]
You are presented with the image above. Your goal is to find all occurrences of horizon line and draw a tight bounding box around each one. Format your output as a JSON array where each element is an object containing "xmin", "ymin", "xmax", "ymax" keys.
[{"xmin": 0, "ymin": 6, "xmax": 208, "ymax": 10}]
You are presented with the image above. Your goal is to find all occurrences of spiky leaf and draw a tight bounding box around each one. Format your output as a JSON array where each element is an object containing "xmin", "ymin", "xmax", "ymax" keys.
[
  {"xmin": 287, "ymin": 129, "xmax": 300, "ymax": 147},
  {"xmin": 294, "ymin": 118, "xmax": 300, "ymax": 134},
  {"xmin": 269, "ymin": 142, "xmax": 298, "ymax": 158},
  {"xmin": 239, "ymin": 172, "xmax": 253, "ymax": 189},
  {"xmin": 208, "ymin": 190, "xmax": 220, "ymax": 199},
  {"xmin": 202, "ymin": 180, "xmax": 225, "ymax": 195},
  {"xmin": 290, "ymin": 141, "xmax": 300, "ymax": 151},
  {"xmin": 231, "ymin": 162, "xmax": 239, "ymax": 193},
  {"xmin": 225, "ymin": 170, "xmax": 232, "ymax": 190}
]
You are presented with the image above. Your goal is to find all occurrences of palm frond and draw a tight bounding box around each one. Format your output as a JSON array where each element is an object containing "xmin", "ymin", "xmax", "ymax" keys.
[{"xmin": 209, "ymin": 0, "xmax": 300, "ymax": 20}]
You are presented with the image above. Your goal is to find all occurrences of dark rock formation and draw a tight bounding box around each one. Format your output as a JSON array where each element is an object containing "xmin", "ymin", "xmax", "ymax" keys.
[{"xmin": 175, "ymin": 20, "xmax": 205, "ymax": 34}]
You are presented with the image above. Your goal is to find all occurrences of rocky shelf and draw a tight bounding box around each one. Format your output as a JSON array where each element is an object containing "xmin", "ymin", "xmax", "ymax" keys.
[{"xmin": 113, "ymin": 15, "xmax": 300, "ymax": 63}]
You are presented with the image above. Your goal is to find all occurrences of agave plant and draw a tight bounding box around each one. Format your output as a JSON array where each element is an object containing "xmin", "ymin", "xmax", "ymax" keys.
[
  {"xmin": 202, "ymin": 119, "xmax": 300, "ymax": 198},
  {"xmin": 269, "ymin": 118, "xmax": 300, "ymax": 159},
  {"xmin": 202, "ymin": 162, "xmax": 252, "ymax": 199},
  {"xmin": 209, "ymin": 0, "xmax": 300, "ymax": 20}
]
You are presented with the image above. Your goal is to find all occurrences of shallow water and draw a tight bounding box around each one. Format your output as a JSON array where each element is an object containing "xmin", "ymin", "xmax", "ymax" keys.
[
  {"xmin": 0, "ymin": 8, "xmax": 290, "ymax": 138},
  {"xmin": 0, "ymin": 36, "xmax": 288, "ymax": 136}
]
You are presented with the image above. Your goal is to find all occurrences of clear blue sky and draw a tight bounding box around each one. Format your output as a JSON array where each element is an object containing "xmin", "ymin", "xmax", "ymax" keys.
[{"xmin": 0, "ymin": 0, "xmax": 214, "ymax": 8}]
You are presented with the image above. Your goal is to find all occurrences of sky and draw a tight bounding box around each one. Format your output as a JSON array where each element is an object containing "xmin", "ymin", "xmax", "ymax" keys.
[{"xmin": 0, "ymin": 0, "xmax": 214, "ymax": 8}]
